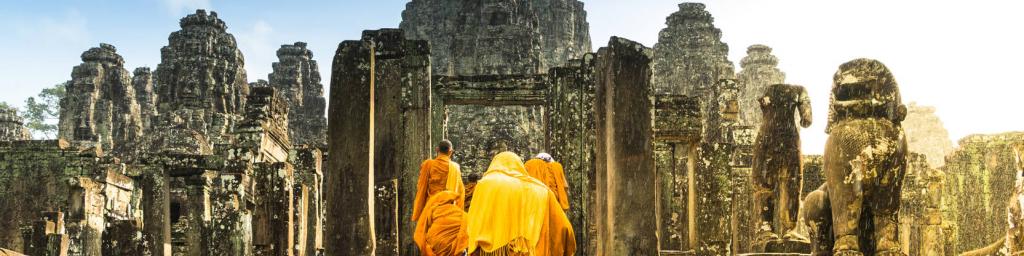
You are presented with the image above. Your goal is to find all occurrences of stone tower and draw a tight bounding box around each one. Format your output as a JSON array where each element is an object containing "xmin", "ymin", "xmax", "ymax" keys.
[
  {"xmin": 400, "ymin": 0, "xmax": 591, "ymax": 76},
  {"xmin": 57, "ymin": 43, "xmax": 144, "ymax": 156},
  {"xmin": 132, "ymin": 67, "xmax": 158, "ymax": 131},
  {"xmin": 736, "ymin": 44, "xmax": 786, "ymax": 128},
  {"xmin": 153, "ymin": 9, "xmax": 250, "ymax": 145},
  {"xmin": 652, "ymin": 2, "xmax": 735, "ymax": 96},
  {"xmin": 0, "ymin": 106, "xmax": 30, "ymax": 141},
  {"xmin": 904, "ymin": 102, "xmax": 955, "ymax": 167},
  {"xmin": 400, "ymin": 0, "xmax": 592, "ymax": 173},
  {"xmin": 155, "ymin": 9, "xmax": 248, "ymax": 115},
  {"xmin": 269, "ymin": 42, "xmax": 327, "ymax": 147}
]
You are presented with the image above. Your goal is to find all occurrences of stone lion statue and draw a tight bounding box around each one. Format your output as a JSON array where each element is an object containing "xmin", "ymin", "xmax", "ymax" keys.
[{"xmin": 801, "ymin": 58, "xmax": 908, "ymax": 256}]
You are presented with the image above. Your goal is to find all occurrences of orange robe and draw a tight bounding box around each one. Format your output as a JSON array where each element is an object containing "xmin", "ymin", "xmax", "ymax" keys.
[
  {"xmin": 413, "ymin": 154, "xmax": 466, "ymax": 222},
  {"xmin": 414, "ymin": 191, "xmax": 469, "ymax": 256},
  {"xmin": 464, "ymin": 182, "xmax": 476, "ymax": 211},
  {"xmin": 524, "ymin": 159, "xmax": 571, "ymax": 210},
  {"xmin": 467, "ymin": 152, "xmax": 576, "ymax": 256},
  {"xmin": 548, "ymin": 162, "xmax": 570, "ymax": 210}
]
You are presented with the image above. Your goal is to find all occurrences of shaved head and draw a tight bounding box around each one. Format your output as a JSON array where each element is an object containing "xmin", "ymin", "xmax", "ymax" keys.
[{"xmin": 437, "ymin": 140, "xmax": 453, "ymax": 154}]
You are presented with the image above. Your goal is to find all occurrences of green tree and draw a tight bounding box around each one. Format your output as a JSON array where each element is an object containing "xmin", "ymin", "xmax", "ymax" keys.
[{"xmin": 22, "ymin": 82, "xmax": 67, "ymax": 139}]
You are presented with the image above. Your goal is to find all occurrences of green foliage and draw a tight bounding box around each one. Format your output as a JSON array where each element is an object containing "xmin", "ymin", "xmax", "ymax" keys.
[
  {"xmin": 22, "ymin": 82, "xmax": 67, "ymax": 139},
  {"xmin": 0, "ymin": 102, "xmax": 10, "ymax": 110}
]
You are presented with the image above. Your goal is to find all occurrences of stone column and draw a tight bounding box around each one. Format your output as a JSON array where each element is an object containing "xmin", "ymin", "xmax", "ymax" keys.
[
  {"xmin": 693, "ymin": 79, "xmax": 740, "ymax": 255},
  {"xmin": 141, "ymin": 167, "xmax": 171, "ymax": 256},
  {"xmin": 206, "ymin": 171, "xmax": 252, "ymax": 256},
  {"xmin": 66, "ymin": 177, "xmax": 105, "ymax": 256},
  {"xmin": 360, "ymin": 29, "xmax": 433, "ymax": 256},
  {"xmin": 547, "ymin": 54, "xmax": 596, "ymax": 256},
  {"xmin": 252, "ymin": 163, "xmax": 295, "ymax": 256},
  {"xmin": 325, "ymin": 38, "xmax": 376, "ymax": 255},
  {"xmin": 593, "ymin": 37, "xmax": 658, "ymax": 255}
]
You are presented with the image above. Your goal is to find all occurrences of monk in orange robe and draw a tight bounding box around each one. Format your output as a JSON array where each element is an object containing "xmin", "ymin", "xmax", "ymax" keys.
[
  {"xmin": 524, "ymin": 153, "xmax": 570, "ymax": 210},
  {"xmin": 467, "ymin": 152, "xmax": 575, "ymax": 256},
  {"xmin": 414, "ymin": 191, "xmax": 469, "ymax": 256},
  {"xmin": 412, "ymin": 140, "xmax": 466, "ymax": 223},
  {"xmin": 464, "ymin": 172, "xmax": 481, "ymax": 211}
]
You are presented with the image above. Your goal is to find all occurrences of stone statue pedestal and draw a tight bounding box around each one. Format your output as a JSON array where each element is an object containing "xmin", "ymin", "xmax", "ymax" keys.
[{"xmin": 752, "ymin": 238, "xmax": 811, "ymax": 254}]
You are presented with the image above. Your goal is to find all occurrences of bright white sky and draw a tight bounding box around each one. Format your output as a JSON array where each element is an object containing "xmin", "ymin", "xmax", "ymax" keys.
[{"xmin": 1, "ymin": 0, "xmax": 1021, "ymax": 153}]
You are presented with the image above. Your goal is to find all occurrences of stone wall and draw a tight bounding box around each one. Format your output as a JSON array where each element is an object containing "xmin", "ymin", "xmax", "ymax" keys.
[
  {"xmin": 944, "ymin": 132, "xmax": 1024, "ymax": 252},
  {"xmin": 0, "ymin": 140, "xmax": 136, "ymax": 255},
  {"xmin": 652, "ymin": 3, "xmax": 735, "ymax": 96}
]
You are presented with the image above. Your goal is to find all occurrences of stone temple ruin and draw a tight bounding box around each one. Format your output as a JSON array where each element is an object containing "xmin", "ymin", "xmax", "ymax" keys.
[{"xmin": 0, "ymin": 1, "xmax": 1021, "ymax": 256}]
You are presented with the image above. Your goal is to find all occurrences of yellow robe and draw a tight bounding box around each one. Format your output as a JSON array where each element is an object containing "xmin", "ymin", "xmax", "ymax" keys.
[
  {"xmin": 415, "ymin": 191, "xmax": 469, "ymax": 256},
  {"xmin": 524, "ymin": 159, "xmax": 571, "ymax": 210},
  {"xmin": 413, "ymin": 154, "xmax": 466, "ymax": 222},
  {"xmin": 467, "ymin": 152, "xmax": 576, "ymax": 256}
]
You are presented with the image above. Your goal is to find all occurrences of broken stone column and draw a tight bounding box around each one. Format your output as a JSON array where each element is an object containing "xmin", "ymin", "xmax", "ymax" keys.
[
  {"xmin": 325, "ymin": 37, "xmax": 376, "ymax": 255},
  {"xmin": 652, "ymin": 2, "xmax": 735, "ymax": 96},
  {"xmin": 57, "ymin": 43, "xmax": 144, "ymax": 159},
  {"xmin": 593, "ymin": 37, "xmax": 658, "ymax": 255},
  {"xmin": 269, "ymin": 42, "xmax": 328, "ymax": 147}
]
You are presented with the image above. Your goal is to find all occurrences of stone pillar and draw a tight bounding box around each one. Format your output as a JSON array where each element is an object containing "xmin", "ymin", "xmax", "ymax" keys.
[
  {"xmin": 547, "ymin": 54, "xmax": 596, "ymax": 256},
  {"xmin": 206, "ymin": 171, "xmax": 252, "ymax": 256},
  {"xmin": 693, "ymin": 79, "xmax": 740, "ymax": 255},
  {"xmin": 65, "ymin": 177, "xmax": 105, "ymax": 256},
  {"xmin": 292, "ymin": 147, "xmax": 324, "ymax": 256},
  {"xmin": 359, "ymin": 29, "xmax": 433, "ymax": 256},
  {"xmin": 593, "ymin": 37, "xmax": 658, "ymax": 255},
  {"xmin": 325, "ymin": 38, "xmax": 376, "ymax": 255},
  {"xmin": 252, "ymin": 163, "xmax": 295, "ymax": 256},
  {"xmin": 141, "ymin": 167, "xmax": 171, "ymax": 256}
]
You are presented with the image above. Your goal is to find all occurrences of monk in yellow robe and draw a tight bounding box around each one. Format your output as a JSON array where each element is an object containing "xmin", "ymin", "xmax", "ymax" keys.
[
  {"xmin": 524, "ymin": 153, "xmax": 570, "ymax": 210},
  {"xmin": 467, "ymin": 152, "xmax": 575, "ymax": 256},
  {"xmin": 414, "ymin": 191, "xmax": 469, "ymax": 256},
  {"xmin": 413, "ymin": 140, "xmax": 466, "ymax": 222}
]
